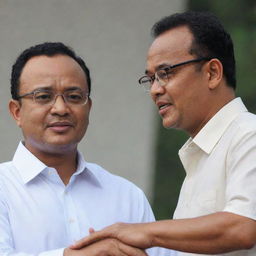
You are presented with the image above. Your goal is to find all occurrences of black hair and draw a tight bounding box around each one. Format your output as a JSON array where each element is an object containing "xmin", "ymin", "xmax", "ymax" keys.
[
  {"xmin": 11, "ymin": 42, "xmax": 91, "ymax": 99},
  {"xmin": 151, "ymin": 11, "xmax": 236, "ymax": 89}
]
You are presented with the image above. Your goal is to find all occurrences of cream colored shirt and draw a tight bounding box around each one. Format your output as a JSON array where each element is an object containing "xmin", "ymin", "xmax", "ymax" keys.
[{"xmin": 174, "ymin": 98, "xmax": 256, "ymax": 256}]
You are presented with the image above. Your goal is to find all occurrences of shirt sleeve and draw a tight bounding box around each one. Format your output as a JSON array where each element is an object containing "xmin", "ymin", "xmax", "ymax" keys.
[
  {"xmin": 39, "ymin": 248, "xmax": 65, "ymax": 256},
  {"xmin": 136, "ymin": 188, "xmax": 177, "ymax": 256},
  {"xmin": 223, "ymin": 130, "xmax": 256, "ymax": 220},
  {"xmin": 0, "ymin": 185, "xmax": 65, "ymax": 256}
]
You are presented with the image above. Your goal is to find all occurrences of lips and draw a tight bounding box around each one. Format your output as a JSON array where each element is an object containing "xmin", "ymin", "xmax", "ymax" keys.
[
  {"xmin": 159, "ymin": 103, "xmax": 171, "ymax": 110},
  {"xmin": 156, "ymin": 100, "xmax": 172, "ymax": 109},
  {"xmin": 47, "ymin": 121, "xmax": 74, "ymax": 132},
  {"xmin": 156, "ymin": 100, "xmax": 173, "ymax": 116}
]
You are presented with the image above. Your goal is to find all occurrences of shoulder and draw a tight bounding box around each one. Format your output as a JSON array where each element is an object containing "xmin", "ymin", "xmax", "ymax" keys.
[
  {"xmin": 234, "ymin": 112, "xmax": 256, "ymax": 130},
  {"xmin": 0, "ymin": 161, "xmax": 15, "ymax": 180},
  {"xmin": 225, "ymin": 112, "xmax": 256, "ymax": 160},
  {"xmin": 85, "ymin": 162, "xmax": 145, "ymax": 194},
  {"xmin": 84, "ymin": 162, "xmax": 155, "ymax": 222},
  {"xmin": 224, "ymin": 111, "xmax": 256, "ymax": 139},
  {"xmin": 0, "ymin": 161, "xmax": 14, "ymax": 197},
  {"xmin": 229, "ymin": 112, "xmax": 256, "ymax": 142}
]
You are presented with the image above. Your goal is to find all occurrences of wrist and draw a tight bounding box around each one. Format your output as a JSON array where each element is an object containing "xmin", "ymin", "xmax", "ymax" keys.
[
  {"xmin": 143, "ymin": 222, "xmax": 157, "ymax": 248},
  {"xmin": 63, "ymin": 248, "xmax": 73, "ymax": 256},
  {"xmin": 146, "ymin": 221, "xmax": 165, "ymax": 247}
]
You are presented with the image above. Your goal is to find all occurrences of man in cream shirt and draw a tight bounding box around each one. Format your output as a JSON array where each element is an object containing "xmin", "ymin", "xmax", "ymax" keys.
[{"xmin": 71, "ymin": 11, "xmax": 256, "ymax": 256}]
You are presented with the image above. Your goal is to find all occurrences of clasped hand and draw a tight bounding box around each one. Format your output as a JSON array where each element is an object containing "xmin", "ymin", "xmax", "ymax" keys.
[
  {"xmin": 69, "ymin": 222, "xmax": 152, "ymax": 254},
  {"xmin": 65, "ymin": 223, "xmax": 150, "ymax": 256}
]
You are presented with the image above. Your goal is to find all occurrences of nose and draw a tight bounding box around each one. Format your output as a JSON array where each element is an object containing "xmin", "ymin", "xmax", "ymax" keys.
[
  {"xmin": 50, "ymin": 94, "xmax": 70, "ymax": 116},
  {"xmin": 150, "ymin": 79, "xmax": 165, "ymax": 100}
]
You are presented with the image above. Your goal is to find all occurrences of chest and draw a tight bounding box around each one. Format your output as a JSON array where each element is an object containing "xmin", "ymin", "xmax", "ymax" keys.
[{"xmin": 175, "ymin": 143, "xmax": 229, "ymax": 218}]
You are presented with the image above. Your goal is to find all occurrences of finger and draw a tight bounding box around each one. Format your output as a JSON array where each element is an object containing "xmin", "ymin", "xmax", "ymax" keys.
[
  {"xmin": 88, "ymin": 227, "xmax": 95, "ymax": 234},
  {"xmin": 118, "ymin": 242, "xmax": 148, "ymax": 256},
  {"xmin": 69, "ymin": 230, "xmax": 109, "ymax": 249}
]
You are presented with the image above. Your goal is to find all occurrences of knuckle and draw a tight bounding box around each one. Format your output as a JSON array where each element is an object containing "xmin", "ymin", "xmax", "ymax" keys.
[{"xmin": 107, "ymin": 238, "xmax": 118, "ymax": 249}]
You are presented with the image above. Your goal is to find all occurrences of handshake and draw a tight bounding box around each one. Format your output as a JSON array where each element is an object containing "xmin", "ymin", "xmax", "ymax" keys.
[{"xmin": 65, "ymin": 222, "xmax": 158, "ymax": 256}]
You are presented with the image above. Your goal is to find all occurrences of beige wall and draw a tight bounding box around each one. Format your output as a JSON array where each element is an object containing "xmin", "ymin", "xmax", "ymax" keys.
[{"xmin": 0, "ymin": 0, "xmax": 186, "ymax": 198}]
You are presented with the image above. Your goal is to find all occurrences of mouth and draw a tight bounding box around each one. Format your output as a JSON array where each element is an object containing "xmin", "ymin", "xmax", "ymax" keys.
[
  {"xmin": 158, "ymin": 103, "xmax": 172, "ymax": 110},
  {"xmin": 156, "ymin": 101, "xmax": 173, "ymax": 116},
  {"xmin": 47, "ymin": 121, "xmax": 74, "ymax": 132}
]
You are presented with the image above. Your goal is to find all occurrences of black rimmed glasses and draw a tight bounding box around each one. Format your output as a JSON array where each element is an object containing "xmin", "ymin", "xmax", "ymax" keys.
[
  {"xmin": 138, "ymin": 57, "xmax": 212, "ymax": 91},
  {"xmin": 17, "ymin": 89, "xmax": 89, "ymax": 106}
]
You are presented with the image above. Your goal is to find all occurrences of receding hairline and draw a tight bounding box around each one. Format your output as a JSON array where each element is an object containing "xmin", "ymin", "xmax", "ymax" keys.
[{"xmin": 18, "ymin": 54, "xmax": 89, "ymax": 90}]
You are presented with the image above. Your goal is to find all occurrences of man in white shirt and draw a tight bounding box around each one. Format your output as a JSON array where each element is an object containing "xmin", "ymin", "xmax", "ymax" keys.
[
  {"xmin": 0, "ymin": 42, "xmax": 171, "ymax": 256},
  {"xmin": 70, "ymin": 11, "xmax": 256, "ymax": 255}
]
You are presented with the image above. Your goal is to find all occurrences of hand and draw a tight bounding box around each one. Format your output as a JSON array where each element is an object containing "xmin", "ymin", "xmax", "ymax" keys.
[
  {"xmin": 65, "ymin": 238, "xmax": 148, "ymax": 256},
  {"xmin": 70, "ymin": 222, "xmax": 153, "ymax": 250}
]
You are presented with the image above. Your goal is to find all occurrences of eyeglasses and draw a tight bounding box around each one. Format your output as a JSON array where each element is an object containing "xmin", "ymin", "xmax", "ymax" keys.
[
  {"xmin": 17, "ymin": 89, "xmax": 89, "ymax": 106},
  {"xmin": 138, "ymin": 57, "xmax": 212, "ymax": 91}
]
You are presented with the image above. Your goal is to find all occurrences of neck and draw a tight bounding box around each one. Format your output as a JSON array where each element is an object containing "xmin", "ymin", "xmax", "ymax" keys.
[
  {"xmin": 24, "ymin": 142, "xmax": 78, "ymax": 185},
  {"xmin": 190, "ymin": 87, "xmax": 236, "ymax": 138},
  {"xmin": 45, "ymin": 151, "xmax": 78, "ymax": 185}
]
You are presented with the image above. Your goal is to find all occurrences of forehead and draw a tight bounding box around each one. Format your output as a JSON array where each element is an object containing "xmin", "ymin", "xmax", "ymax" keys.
[
  {"xmin": 19, "ymin": 54, "xmax": 87, "ymax": 90},
  {"xmin": 147, "ymin": 26, "xmax": 194, "ymax": 71}
]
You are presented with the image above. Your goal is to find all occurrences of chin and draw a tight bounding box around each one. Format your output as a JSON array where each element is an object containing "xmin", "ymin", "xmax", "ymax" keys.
[
  {"xmin": 162, "ymin": 120, "xmax": 175, "ymax": 129},
  {"xmin": 162, "ymin": 115, "xmax": 181, "ymax": 130}
]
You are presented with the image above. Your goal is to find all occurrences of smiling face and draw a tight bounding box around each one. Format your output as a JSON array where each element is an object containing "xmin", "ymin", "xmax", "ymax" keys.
[
  {"xmin": 147, "ymin": 26, "xmax": 216, "ymax": 137},
  {"xmin": 9, "ymin": 54, "xmax": 92, "ymax": 156}
]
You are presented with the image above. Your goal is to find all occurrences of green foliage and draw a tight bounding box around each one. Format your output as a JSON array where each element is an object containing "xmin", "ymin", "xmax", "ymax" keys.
[
  {"xmin": 152, "ymin": 0, "xmax": 256, "ymax": 219},
  {"xmin": 152, "ymin": 117, "xmax": 187, "ymax": 219}
]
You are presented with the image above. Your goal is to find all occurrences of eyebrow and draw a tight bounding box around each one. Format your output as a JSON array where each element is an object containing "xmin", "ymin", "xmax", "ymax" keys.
[
  {"xmin": 31, "ymin": 86, "xmax": 52, "ymax": 92},
  {"xmin": 33, "ymin": 86, "xmax": 83, "ymax": 92},
  {"xmin": 145, "ymin": 63, "xmax": 173, "ymax": 75}
]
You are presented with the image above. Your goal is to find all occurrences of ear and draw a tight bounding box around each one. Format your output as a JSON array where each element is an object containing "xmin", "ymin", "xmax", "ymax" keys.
[
  {"xmin": 87, "ymin": 97, "xmax": 92, "ymax": 111},
  {"xmin": 9, "ymin": 100, "xmax": 22, "ymax": 127},
  {"xmin": 206, "ymin": 58, "xmax": 223, "ymax": 90}
]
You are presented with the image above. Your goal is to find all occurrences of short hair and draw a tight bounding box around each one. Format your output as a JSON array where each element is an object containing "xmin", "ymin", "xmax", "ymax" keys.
[
  {"xmin": 11, "ymin": 42, "xmax": 91, "ymax": 100},
  {"xmin": 151, "ymin": 11, "xmax": 236, "ymax": 89}
]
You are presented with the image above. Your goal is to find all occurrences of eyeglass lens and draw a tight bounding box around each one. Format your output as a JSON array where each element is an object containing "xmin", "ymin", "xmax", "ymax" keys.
[{"xmin": 33, "ymin": 90, "xmax": 88, "ymax": 105}]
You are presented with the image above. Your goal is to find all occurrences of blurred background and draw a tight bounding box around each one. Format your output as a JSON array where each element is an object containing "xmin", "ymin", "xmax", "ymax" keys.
[{"xmin": 0, "ymin": 0, "xmax": 255, "ymax": 220}]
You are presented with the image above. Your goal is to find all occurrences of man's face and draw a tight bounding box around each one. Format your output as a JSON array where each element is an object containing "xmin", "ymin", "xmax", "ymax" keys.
[
  {"xmin": 147, "ymin": 26, "xmax": 212, "ymax": 137},
  {"xmin": 9, "ymin": 54, "xmax": 92, "ymax": 155}
]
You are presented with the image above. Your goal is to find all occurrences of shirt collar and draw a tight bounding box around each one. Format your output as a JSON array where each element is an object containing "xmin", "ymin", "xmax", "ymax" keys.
[
  {"xmin": 13, "ymin": 142, "xmax": 101, "ymax": 186},
  {"xmin": 12, "ymin": 142, "xmax": 47, "ymax": 184},
  {"xmin": 75, "ymin": 151, "xmax": 102, "ymax": 187},
  {"xmin": 192, "ymin": 98, "xmax": 248, "ymax": 154}
]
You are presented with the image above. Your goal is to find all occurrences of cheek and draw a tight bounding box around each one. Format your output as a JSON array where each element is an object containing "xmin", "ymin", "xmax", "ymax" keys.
[
  {"xmin": 19, "ymin": 108, "xmax": 45, "ymax": 131},
  {"xmin": 75, "ymin": 109, "xmax": 90, "ymax": 129}
]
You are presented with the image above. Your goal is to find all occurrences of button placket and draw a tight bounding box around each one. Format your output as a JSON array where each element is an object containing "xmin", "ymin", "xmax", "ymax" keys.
[{"xmin": 63, "ymin": 189, "xmax": 80, "ymax": 243}]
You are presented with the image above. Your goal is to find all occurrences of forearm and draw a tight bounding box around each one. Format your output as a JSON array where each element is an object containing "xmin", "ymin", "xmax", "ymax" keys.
[
  {"xmin": 149, "ymin": 212, "xmax": 256, "ymax": 254},
  {"xmin": 71, "ymin": 212, "xmax": 256, "ymax": 254}
]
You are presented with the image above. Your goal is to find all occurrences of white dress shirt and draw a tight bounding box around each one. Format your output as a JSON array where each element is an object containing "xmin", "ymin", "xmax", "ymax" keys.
[
  {"xmin": 174, "ymin": 98, "xmax": 256, "ymax": 256},
  {"xmin": 0, "ymin": 142, "xmax": 173, "ymax": 256}
]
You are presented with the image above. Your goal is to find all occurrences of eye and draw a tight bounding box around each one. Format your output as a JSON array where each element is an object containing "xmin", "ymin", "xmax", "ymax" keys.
[
  {"xmin": 158, "ymin": 68, "xmax": 175, "ymax": 81},
  {"xmin": 66, "ymin": 91, "xmax": 84, "ymax": 103},
  {"xmin": 165, "ymin": 68, "xmax": 175, "ymax": 76},
  {"xmin": 156, "ymin": 70, "xmax": 168, "ymax": 80},
  {"xmin": 34, "ymin": 91, "xmax": 52, "ymax": 103}
]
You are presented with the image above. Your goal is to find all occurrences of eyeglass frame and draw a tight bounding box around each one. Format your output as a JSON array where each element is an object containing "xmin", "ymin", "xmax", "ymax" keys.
[
  {"xmin": 138, "ymin": 57, "xmax": 212, "ymax": 89},
  {"xmin": 17, "ymin": 88, "xmax": 90, "ymax": 106}
]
